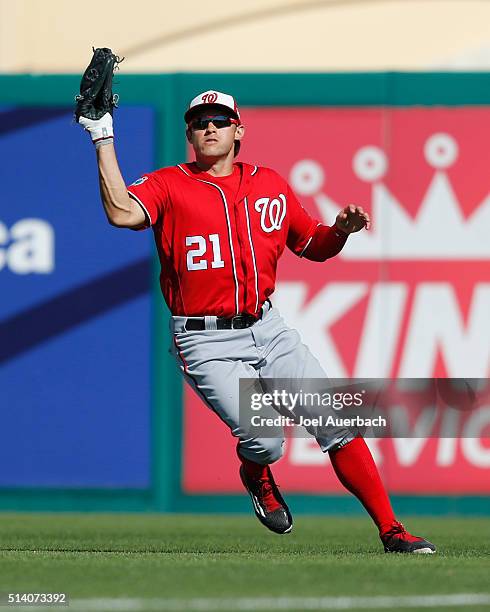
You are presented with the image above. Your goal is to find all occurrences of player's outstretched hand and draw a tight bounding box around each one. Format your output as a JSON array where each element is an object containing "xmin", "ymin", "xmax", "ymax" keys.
[
  {"xmin": 335, "ymin": 204, "xmax": 371, "ymax": 234},
  {"xmin": 74, "ymin": 47, "xmax": 123, "ymax": 146}
]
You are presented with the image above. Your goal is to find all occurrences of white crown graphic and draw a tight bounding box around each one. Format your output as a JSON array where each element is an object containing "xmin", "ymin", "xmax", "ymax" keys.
[{"xmin": 289, "ymin": 133, "xmax": 490, "ymax": 259}]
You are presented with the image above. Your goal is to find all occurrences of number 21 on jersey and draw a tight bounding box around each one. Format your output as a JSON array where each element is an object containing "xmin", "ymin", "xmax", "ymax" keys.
[{"xmin": 186, "ymin": 234, "xmax": 225, "ymax": 270}]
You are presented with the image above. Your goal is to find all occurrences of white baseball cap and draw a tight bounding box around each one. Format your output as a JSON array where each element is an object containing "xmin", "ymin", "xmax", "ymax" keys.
[{"xmin": 184, "ymin": 90, "xmax": 241, "ymax": 123}]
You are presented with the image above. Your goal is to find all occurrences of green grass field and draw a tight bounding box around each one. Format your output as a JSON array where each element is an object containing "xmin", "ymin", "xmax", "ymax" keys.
[{"xmin": 0, "ymin": 513, "xmax": 489, "ymax": 611}]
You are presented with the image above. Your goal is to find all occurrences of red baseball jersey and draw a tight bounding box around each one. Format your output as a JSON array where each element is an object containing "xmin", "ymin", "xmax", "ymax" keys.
[{"xmin": 127, "ymin": 161, "xmax": 345, "ymax": 317}]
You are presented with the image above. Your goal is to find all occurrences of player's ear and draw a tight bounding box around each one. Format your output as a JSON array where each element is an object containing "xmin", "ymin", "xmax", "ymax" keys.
[
  {"xmin": 185, "ymin": 128, "xmax": 192, "ymax": 144},
  {"xmin": 235, "ymin": 123, "xmax": 245, "ymax": 142}
]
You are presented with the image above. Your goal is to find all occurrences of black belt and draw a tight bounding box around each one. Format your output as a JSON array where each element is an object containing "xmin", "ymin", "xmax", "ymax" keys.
[{"xmin": 184, "ymin": 301, "xmax": 271, "ymax": 331}]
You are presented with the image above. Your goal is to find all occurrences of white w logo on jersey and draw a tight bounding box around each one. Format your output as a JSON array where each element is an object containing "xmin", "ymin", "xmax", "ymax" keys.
[{"xmin": 254, "ymin": 194, "xmax": 287, "ymax": 233}]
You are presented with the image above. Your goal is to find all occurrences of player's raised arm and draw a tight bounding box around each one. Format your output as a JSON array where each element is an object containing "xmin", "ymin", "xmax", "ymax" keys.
[
  {"xmin": 74, "ymin": 47, "xmax": 147, "ymax": 229},
  {"xmin": 95, "ymin": 143, "xmax": 147, "ymax": 229}
]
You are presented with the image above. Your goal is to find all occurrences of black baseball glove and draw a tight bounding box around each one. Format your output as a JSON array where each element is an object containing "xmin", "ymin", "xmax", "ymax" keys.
[
  {"xmin": 75, "ymin": 47, "xmax": 123, "ymax": 122},
  {"xmin": 75, "ymin": 47, "xmax": 124, "ymax": 144}
]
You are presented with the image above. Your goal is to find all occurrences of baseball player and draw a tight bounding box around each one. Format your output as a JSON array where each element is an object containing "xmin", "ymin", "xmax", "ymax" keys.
[{"xmin": 78, "ymin": 78, "xmax": 436, "ymax": 553}]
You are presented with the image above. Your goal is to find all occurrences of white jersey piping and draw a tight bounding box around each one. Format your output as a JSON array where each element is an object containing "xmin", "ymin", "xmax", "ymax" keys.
[{"xmin": 244, "ymin": 197, "xmax": 259, "ymax": 314}]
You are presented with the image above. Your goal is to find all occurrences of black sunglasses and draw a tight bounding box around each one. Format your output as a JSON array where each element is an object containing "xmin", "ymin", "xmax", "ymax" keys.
[{"xmin": 189, "ymin": 115, "xmax": 239, "ymax": 131}]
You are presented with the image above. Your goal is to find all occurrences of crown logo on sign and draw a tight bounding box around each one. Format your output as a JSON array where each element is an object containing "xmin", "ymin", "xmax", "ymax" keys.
[{"xmin": 289, "ymin": 133, "xmax": 490, "ymax": 259}]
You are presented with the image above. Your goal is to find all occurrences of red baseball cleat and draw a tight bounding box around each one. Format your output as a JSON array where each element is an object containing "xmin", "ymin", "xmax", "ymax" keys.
[
  {"xmin": 381, "ymin": 520, "xmax": 436, "ymax": 554},
  {"xmin": 239, "ymin": 465, "xmax": 293, "ymax": 534}
]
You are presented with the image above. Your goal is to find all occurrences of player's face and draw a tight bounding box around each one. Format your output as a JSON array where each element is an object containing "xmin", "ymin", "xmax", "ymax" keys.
[{"xmin": 187, "ymin": 107, "xmax": 244, "ymax": 160}]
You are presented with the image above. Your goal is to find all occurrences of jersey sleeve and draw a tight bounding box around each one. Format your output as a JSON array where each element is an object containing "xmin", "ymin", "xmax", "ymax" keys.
[
  {"xmin": 126, "ymin": 171, "xmax": 168, "ymax": 227},
  {"xmin": 286, "ymin": 184, "xmax": 320, "ymax": 256}
]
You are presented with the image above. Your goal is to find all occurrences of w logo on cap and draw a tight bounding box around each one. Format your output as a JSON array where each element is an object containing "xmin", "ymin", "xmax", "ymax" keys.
[{"xmin": 202, "ymin": 92, "xmax": 218, "ymax": 103}]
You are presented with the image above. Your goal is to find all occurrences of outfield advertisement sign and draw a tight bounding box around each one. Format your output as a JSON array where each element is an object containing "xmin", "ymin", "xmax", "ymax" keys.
[
  {"xmin": 183, "ymin": 107, "xmax": 490, "ymax": 495},
  {"xmin": 0, "ymin": 106, "xmax": 154, "ymax": 488}
]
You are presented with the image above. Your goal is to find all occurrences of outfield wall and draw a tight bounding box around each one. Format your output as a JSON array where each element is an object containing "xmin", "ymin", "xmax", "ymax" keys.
[{"xmin": 1, "ymin": 73, "xmax": 489, "ymax": 514}]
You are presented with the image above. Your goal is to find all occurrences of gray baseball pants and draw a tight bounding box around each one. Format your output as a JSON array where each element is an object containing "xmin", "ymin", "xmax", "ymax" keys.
[{"xmin": 169, "ymin": 301, "xmax": 354, "ymax": 465}]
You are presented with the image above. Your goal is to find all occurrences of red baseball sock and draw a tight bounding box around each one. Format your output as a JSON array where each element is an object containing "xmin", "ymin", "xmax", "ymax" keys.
[
  {"xmin": 238, "ymin": 453, "xmax": 282, "ymax": 512},
  {"xmin": 236, "ymin": 442, "xmax": 270, "ymax": 478},
  {"xmin": 329, "ymin": 437, "xmax": 395, "ymax": 534},
  {"xmin": 239, "ymin": 454, "xmax": 268, "ymax": 478}
]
